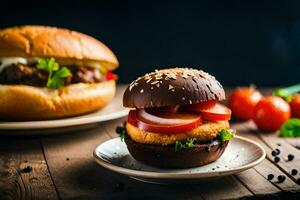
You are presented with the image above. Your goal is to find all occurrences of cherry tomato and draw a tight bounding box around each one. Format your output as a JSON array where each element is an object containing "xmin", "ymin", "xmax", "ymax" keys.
[
  {"xmin": 127, "ymin": 109, "xmax": 202, "ymax": 134},
  {"xmin": 228, "ymin": 87, "xmax": 262, "ymax": 120},
  {"xmin": 106, "ymin": 72, "xmax": 118, "ymax": 80},
  {"xmin": 253, "ymin": 96, "xmax": 291, "ymax": 132},
  {"xmin": 200, "ymin": 103, "xmax": 232, "ymax": 121},
  {"xmin": 181, "ymin": 100, "xmax": 217, "ymax": 111},
  {"xmin": 290, "ymin": 94, "xmax": 300, "ymax": 118}
]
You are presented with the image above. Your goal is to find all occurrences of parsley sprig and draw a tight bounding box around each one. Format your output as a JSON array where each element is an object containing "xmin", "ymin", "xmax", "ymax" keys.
[
  {"xmin": 219, "ymin": 129, "xmax": 236, "ymax": 141},
  {"xmin": 37, "ymin": 58, "xmax": 71, "ymax": 89},
  {"xmin": 280, "ymin": 118, "xmax": 300, "ymax": 137},
  {"xmin": 175, "ymin": 138, "xmax": 197, "ymax": 152},
  {"xmin": 119, "ymin": 130, "xmax": 125, "ymax": 141}
]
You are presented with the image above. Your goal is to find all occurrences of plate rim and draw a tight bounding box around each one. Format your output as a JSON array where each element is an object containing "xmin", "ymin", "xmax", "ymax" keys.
[
  {"xmin": 93, "ymin": 135, "xmax": 266, "ymax": 179},
  {"xmin": 0, "ymin": 109, "xmax": 128, "ymax": 130}
]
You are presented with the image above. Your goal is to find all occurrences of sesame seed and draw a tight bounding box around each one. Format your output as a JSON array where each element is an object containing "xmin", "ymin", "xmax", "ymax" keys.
[
  {"xmin": 182, "ymin": 87, "xmax": 185, "ymax": 90},
  {"xmin": 182, "ymin": 97, "xmax": 185, "ymax": 100},
  {"xmin": 129, "ymin": 84, "xmax": 135, "ymax": 91},
  {"xmin": 140, "ymin": 89, "xmax": 144, "ymax": 93},
  {"xmin": 189, "ymin": 100, "xmax": 192, "ymax": 104},
  {"xmin": 151, "ymin": 81, "xmax": 159, "ymax": 85},
  {"xmin": 151, "ymin": 87, "xmax": 154, "ymax": 90},
  {"xmin": 156, "ymin": 83, "xmax": 160, "ymax": 88},
  {"xmin": 168, "ymin": 85, "xmax": 174, "ymax": 90}
]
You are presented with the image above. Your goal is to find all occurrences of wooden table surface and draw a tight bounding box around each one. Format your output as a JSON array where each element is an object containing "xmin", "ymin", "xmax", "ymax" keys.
[{"xmin": 0, "ymin": 88, "xmax": 300, "ymax": 200}]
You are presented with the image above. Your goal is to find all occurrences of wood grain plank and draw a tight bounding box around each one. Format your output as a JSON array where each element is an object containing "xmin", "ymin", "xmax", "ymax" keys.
[
  {"xmin": 41, "ymin": 121, "xmax": 207, "ymax": 200},
  {"xmin": 258, "ymin": 132, "xmax": 300, "ymax": 183},
  {"xmin": 232, "ymin": 122, "xmax": 300, "ymax": 192},
  {"xmin": 0, "ymin": 137, "xmax": 59, "ymax": 200},
  {"xmin": 235, "ymin": 168, "xmax": 280, "ymax": 196}
]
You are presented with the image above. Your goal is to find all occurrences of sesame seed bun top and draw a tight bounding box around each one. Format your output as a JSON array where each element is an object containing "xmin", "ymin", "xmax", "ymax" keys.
[{"xmin": 123, "ymin": 68, "xmax": 225, "ymax": 108}]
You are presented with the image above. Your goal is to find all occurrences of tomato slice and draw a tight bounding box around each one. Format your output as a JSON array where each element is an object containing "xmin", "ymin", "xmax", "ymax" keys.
[
  {"xmin": 181, "ymin": 100, "xmax": 217, "ymax": 111},
  {"xmin": 200, "ymin": 104, "xmax": 231, "ymax": 121},
  {"xmin": 127, "ymin": 109, "xmax": 202, "ymax": 134},
  {"xmin": 106, "ymin": 72, "xmax": 118, "ymax": 80}
]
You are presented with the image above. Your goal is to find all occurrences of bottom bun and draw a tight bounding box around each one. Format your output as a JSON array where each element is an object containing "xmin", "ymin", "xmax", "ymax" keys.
[
  {"xmin": 125, "ymin": 135, "xmax": 228, "ymax": 168},
  {"xmin": 0, "ymin": 80, "xmax": 115, "ymax": 120}
]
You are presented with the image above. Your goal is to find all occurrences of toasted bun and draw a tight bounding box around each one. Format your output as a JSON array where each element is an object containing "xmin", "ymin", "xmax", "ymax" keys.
[
  {"xmin": 123, "ymin": 68, "xmax": 225, "ymax": 108},
  {"xmin": 125, "ymin": 136, "xmax": 228, "ymax": 168},
  {"xmin": 0, "ymin": 80, "xmax": 115, "ymax": 120},
  {"xmin": 0, "ymin": 26, "xmax": 119, "ymax": 70}
]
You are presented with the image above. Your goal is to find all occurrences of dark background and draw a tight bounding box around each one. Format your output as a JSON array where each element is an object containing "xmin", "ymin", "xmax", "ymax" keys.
[{"xmin": 1, "ymin": 0, "xmax": 300, "ymax": 86}]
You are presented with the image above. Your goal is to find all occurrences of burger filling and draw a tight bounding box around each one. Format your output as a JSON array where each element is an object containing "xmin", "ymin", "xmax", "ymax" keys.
[
  {"xmin": 0, "ymin": 57, "xmax": 117, "ymax": 89},
  {"xmin": 124, "ymin": 100, "xmax": 235, "ymax": 151}
]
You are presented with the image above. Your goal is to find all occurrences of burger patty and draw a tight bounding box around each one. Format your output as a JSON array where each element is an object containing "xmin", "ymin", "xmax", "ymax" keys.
[
  {"xmin": 0, "ymin": 64, "xmax": 104, "ymax": 86},
  {"xmin": 126, "ymin": 121, "xmax": 230, "ymax": 146}
]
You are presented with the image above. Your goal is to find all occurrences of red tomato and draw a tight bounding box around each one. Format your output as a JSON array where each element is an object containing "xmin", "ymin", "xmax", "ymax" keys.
[
  {"xmin": 181, "ymin": 100, "xmax": 217, "ymax": 111},
  {"xmin": 106, "ymin": 72, "xmax": 118, "ymax": 80},
  {"xmin": 228, "ymin": 87, "xmax": 262, "ymax": 120},
  {"xmin": 253, "ymin": 96, "xmax": 291, "ymax": 132},
  {"xmin": 127, "ymin": 109, "xmax": 202, "ymax": 134},
  {"xmin": 290, "ymin": 94, "xmax": 300, "ymax": 118},
  {"xmin": 200, "ymin": 104, "xmax": 232, "ymax": 121}
]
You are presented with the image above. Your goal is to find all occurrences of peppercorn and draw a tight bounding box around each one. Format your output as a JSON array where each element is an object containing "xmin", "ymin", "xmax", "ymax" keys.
[
  {"xmin": 274, "ymin": 156, "xmax": 280, "ymax": 163},
  {"xmin": 267, "ymin": 174, "xmax": 274, "ymax": 180},
  {"xmin": 271, "ymin": 150, "xmax": 277, "ymax": 156},
  {"xmin": 288, "ymin": 154, "xmax": 294, "ymax": 161},
  {"xmin": 275, "ymin": 148, "xmax": 280, "ymax": 155},
  {"xmin": 116, "ymin": 126, "xmax": 125, "ymax": 134},
  {"xmin": 277, "ymin": 175, "xmax": 286, "ymax": 183},
  {"xmin": 291, "ymin": 169, "xmax": 298, "ymax": 176}
]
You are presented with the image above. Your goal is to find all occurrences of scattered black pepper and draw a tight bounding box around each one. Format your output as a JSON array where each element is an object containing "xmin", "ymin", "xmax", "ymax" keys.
[
  {"xmin": 116, "ymin": 126, "xmax": 125, "ymax": 134},
  {"xmin": 66, "ymin": 158, "xmax": 70, "ymax": 161},
  {"xmin": 291, "ymin": 169, "xmax": 298, "ymax": 176},
  {"xmin": 277, "ymin": 175, "xmax": 286, "ymax": 183},
  {"xmin": 288, "ymin": 154, "xmax": 294, "ymax": 161},
  {"xmin": 24, "ymin": 160, "xmax": 28, "ymax": 163},
  {"xmin": 212, "ymin": 168, "xmax": 215, "ymax": 171},
  {"xmin": 274, "ymin": 156, "xmax": 280, "ymax": 163},
  {"xmin": 22, "ymin": 166, "xmax": 32, "ymax": 173},
  {"xmin": 267, "ymin": 174, "xmax": 274, "ymax": 180},
  {"xmin": 277, "ymin": 143, "xmax": 281, "ymax": 146}
]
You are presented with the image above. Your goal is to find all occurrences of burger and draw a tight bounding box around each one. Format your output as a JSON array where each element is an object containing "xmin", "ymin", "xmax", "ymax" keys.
[
  {"xmin": 122, "ymin": 68, "xmax": 235, "ymax": 168},
  {"xmin": 0, "ymin": 25, "xmax": 119, "ymax": 120}
]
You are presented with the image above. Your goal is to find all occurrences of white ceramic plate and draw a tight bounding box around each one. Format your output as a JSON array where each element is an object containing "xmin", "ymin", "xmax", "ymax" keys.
[
  {"xmin": 94, "ymin": 135, "xmax": 266, "ymax": 184},
  {"xmin": 0, "ymin": 85, "xmax": 128, "ymax": 131}
]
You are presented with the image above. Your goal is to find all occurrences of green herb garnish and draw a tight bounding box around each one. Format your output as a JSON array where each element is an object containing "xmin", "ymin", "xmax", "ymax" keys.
[
  {"xmin": 37, "ymin": 58, "xmax": 71, "ymax": 89},
  {"xmin": 174, "ymin": 138, "xmax": 197, "ymax": 152},
  {"xmin": 119, "ymin": 130, "xmax": 125, "ymax": 141},
  {"xmin": 219, "ymin": 129, "xmax": 236, "ymax": 142},
  {"xmin": 273, "ymin": 84, "xmax": 300, "ymax": 101},
  {"xmin": 175, "ymin": 141, "xmax": 184, "ymax": 152},
  {"xmin": 99, "ymin": 64, "xmax": 108, "ymax": 75},
  {"xmin": 280, "ymin": 118, "xmax": 300, "ymax": 137}
]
